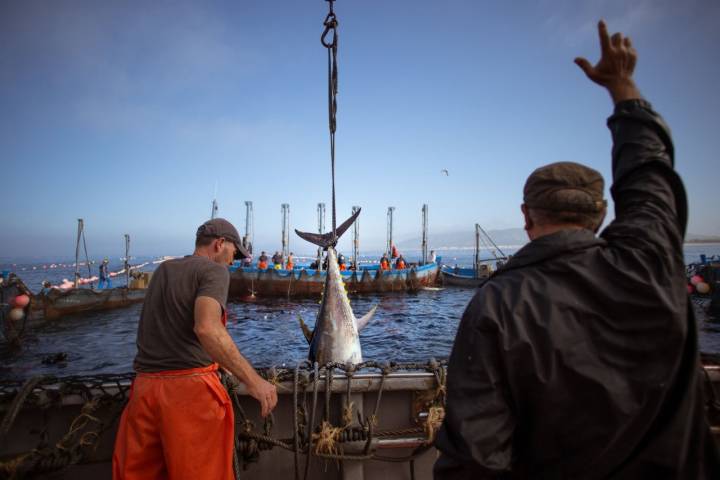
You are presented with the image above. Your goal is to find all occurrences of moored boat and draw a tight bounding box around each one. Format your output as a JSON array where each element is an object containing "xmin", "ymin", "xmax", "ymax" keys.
[
  {"xmin": 1, "ymin": 275, "xmax": 148, "ymax": 344},
  {"xmin": 439, "ymin": 223, "xmax": 508, "ymax": 288},
  {"xmin": 228, "ymin": 262, "xmax": 439, "ymax": 299},
  {"xmin": 439, "ymin": 265, "xmax": 489, "ymax": 288}
]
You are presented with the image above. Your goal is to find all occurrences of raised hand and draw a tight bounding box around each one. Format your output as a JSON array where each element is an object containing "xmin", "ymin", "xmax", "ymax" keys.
[{"xmin": 574, "ymin": 20, "xmax": 641, "ymax": 104}]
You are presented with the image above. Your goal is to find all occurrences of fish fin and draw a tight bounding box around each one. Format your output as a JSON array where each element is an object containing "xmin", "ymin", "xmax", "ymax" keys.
[
  {"xmin": 356, "ymin": 305, "xmax": 377, "ymax": 332},
  {"xmin": 295, "ymin": 208, "xmax": 361, "ymax": 248},
  {"xmin": 298, "ymin": 314, "xmax": 313, "ymax": 344}
]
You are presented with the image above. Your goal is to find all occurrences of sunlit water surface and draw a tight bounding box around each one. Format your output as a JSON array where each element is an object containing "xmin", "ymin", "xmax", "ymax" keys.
[{"xmin": 1, "ymin": 245, "xmax": 718, "ymax": 381}]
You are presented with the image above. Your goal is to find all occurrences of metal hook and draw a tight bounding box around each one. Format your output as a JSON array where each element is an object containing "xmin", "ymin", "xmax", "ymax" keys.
[{"xmin": 321, "ymin": 13, "xmax": 338, "ymax": 48}]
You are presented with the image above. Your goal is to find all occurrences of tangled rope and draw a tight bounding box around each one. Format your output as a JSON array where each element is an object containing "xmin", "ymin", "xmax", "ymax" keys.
[{"xmin": 0, "ymin": 361, "xmax": 448, "ymax": 479}]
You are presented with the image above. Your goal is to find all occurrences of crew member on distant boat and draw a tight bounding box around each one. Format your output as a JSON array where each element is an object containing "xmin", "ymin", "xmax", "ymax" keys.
[
  {"xmin": 241, "ymin": 253, "xmax": 253, "ymax": 268},
  {"xmin": 113, "ymin": 218, "xmax": 277, "ymax": 480},
  {"xmin": 272, "ymin": 251, "xmax": 282, "ymax": 269},
  {"xmin": 257, "ymin": 251, "xmax": 269, "ymax": 270},
  {"xmin": 380, "ymin": 253, "xmax": 390, "ymax": 271},
  {"xmin": 429, "ymin": 250, "xmax": 437, "ymax": 264},
  {"xmin": 338, "ymin": 253, "xmax": 347, "ymax": 270},
  {"xmin": 391, "ymin": 245, "xmax": 398, "ymax": 259},
  {"xmin": 435, "ymin": 21, "xmax": 720, "ymax": 478},
  {"xmin": 98, "ymin": 258, "xmax": 111, "ymax": 289},
  {"xmin": 395, "ymin": 255, "xmax": 406, "ymax": 270},
  {"xmin": 286, "ymin": 252, "xmax": 294, "ymax": 270}
]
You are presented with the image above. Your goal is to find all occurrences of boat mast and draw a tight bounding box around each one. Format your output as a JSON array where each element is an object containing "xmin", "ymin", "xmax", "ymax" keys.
[
  {"xmin": 244, "ymin": 201, "xmax": 254, "ymax": 254},
  {"xmin": 477, "ymin": 223, "xmax": 507, "ymax": 259},
  {"xmin": 317, "ymin": 202, "xmax": 326, "ymax": 270},
  {"xmin": 124, "ymin": 234, "xmax": 130, "ymax": 287},
  {"xmin": 352, "ymin": 205, "xmax": 360, "ymax": 269},
  {"xmin": 211, "ymin": 181, "xmax": 218, "ymax": 219},
  {"xmin": 74, "ymin": 219, "xmax": 82, "ymax": 288},
  {"xmin": 474, "ymin": 223, "xmax": 480, "ymax": 279},
  {"xmin": 421, "ymin": 204, "xmax": 429, "ymax": 264},
  {"xmin": 281, "ymin": 203, "xmax": 290, "ymax": 267},
  {"xmin": 386, "ymin": 206, "xmax": 395, "ymax": 258},
  {"xmin": 74, "ymin": 218, "xmax": 92, "ymax": 288}
]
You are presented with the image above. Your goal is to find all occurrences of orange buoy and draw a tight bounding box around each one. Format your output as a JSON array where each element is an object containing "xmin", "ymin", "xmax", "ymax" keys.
[
  {"xmin": 690, "ymin": 275, "xmax": 704, "ymax": 286},
  {"xmin": 696, "ymin": 282, "xmax": 711, "ymax": 295},
  {"xmin": 13, "ymin": 294, "xmax": 30, "ymax": 308},
  {"xmin": 8, "ymin": 308, "xmax": 25, "ymax": 321}
]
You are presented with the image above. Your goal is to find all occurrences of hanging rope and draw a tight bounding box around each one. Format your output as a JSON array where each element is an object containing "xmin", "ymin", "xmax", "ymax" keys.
[{"xmin": 321, "ymin": 0, "xmax": 339, "ymax": 241}]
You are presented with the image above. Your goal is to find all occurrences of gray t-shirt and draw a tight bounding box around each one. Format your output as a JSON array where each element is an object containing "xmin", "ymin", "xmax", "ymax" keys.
[{"xmin": 133, "ymin": 255, "xmax": 230, "ymax": 372}]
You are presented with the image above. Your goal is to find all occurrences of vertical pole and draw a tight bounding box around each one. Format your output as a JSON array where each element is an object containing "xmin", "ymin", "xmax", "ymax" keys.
[
  {"xmin": 244, "ymin": 201, "xmax": 254, "ymax": 254},
  {"xmin": 211, "ymin": 199, "xmax": 218, "ymax": 219},
  {"xmin": 124, "ymin": 234, "xmax": 130, "ymax": 287},
  {"xmin": 475, "ymin": 223, "xmax": 480, "ymax": 279},
  {"xmin": 421, "ymin": 204, "xmax": 428, "ymax": 265},
  {"xmin": 74, "ymin": 219, "xmax": 82, "ymax": 288},
  {"xmin": 386, "ymin": 207, "xmax": 395, "ymax": 258},
  {"xmin": 352, "ymin": 205, "xmax": 360, "ymax": 270},
  {"xmin": 281, "ymin": 204, "xmax": 290, "ymax": 266},
  {"xmin": 317, "ymin": 203, "xmax": 326, "ymax": 271}
]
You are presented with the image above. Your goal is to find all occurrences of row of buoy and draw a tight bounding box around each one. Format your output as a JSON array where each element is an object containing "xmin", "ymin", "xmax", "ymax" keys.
[
  {"xmin": 6, "ymin": 294, "xmax": 29, "ymax": 322},
  {"xmin": 688, "ymin": 275, "xmax": 712, "ymax": 295}
]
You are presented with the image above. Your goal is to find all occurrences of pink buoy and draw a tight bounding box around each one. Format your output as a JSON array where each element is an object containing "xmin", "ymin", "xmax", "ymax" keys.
[
  {"xmin": 13, "ymin": 294, "xmax": 30, "ymax": 308},
  {"xmin": 687, "ymin": 284, "xmax": 694, "ymax": 294},
  {"xmin": 690, "ymin": 275, "xmax": 703, "ymax": 286},
  {"xmin": 696, "ymin": 282, "xmax": 711, "ymax": 295},
  {"xmin": 8, "ymin": 308, "xmax": 25, "ymax": 321}
]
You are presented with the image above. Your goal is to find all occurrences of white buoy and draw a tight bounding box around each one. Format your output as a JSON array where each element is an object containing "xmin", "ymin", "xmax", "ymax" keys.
[
  {"xmin": 8, "ymin": 308, "xmax": 25, "ymax": 321},
  {"xmin": 696, "ymin": 282, "xmax": 711, "ymax": 295}
]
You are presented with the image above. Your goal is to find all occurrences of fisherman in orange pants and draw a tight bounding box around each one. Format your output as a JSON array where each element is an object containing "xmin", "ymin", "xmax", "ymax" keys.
[{"xmin": 113, "ymin": 219, "xmax": 278, "ymax": 480}]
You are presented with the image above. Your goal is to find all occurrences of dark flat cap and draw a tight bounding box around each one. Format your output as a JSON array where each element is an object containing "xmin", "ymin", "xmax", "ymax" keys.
[
  {"xmin": 197, "ymin": 218, "xmax": 249, "ymax": 259},
  {"xmin": 523, "ymin": 162, "xmax": 607, "ymax": 213}
]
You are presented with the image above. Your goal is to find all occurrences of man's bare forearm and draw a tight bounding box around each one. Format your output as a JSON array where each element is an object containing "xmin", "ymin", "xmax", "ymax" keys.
[{"xmin": 196, "ymin": 323, "xmax": 263, "ymax": 386}]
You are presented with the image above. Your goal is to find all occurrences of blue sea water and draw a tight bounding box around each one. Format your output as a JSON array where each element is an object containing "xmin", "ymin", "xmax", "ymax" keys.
[{"xmin": 1, "ymin": 244, "xmax": 718, "ymax": 381}]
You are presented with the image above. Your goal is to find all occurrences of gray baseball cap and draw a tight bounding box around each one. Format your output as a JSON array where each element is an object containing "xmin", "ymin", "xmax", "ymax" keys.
[
  {"xmin": 523, "ymin": 162, "xmax": 606, "ymax": 213},
  {"xmin": 196, "ymin": 218, "xmax": 249, "ymax": 259}
]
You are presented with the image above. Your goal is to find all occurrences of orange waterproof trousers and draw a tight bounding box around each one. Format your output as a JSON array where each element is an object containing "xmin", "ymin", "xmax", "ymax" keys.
[{"xmin": 112, "ymin": 364, "xmax": 234, "ymax": 480}]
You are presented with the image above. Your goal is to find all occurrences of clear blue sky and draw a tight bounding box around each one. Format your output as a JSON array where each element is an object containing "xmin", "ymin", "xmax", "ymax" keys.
[{"xmin": 1, "ymin": 0, "xmax": 718, "ymax": 259}]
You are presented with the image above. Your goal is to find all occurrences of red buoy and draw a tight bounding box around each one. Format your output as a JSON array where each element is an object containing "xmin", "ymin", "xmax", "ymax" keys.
[{"xmin": 13, "ymin": 294, "xmax": 30, "ymax": 308}]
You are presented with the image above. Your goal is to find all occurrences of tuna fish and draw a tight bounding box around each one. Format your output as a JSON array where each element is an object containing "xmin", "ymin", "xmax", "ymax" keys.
[{"xmin": 296, "ymin": 209, "xmax": 376, "ymax": 364}]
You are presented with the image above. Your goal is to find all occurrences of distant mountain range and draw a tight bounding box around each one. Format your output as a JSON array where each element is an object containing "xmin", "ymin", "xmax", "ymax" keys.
[
  {"xmin": 396, "ymin": 228, "xmax": 528, "ymax": 250},
  {"xmin": 396, "ymin": 228, "xmax": 720, "ymax": 250}
]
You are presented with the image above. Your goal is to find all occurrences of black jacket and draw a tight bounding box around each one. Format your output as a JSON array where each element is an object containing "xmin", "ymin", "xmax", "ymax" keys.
[{"xmin": 434, "ymin": 100, "xmax": 720, "ymax": 479}]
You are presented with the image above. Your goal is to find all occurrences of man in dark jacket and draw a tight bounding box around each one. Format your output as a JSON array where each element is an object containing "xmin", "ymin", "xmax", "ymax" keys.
[{"xmin": 435, "ymin": 20, "xmax": 720, "ymax": 479}]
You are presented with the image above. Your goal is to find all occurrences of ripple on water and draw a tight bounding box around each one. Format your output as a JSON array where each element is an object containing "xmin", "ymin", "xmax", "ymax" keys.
[{"xmin": 2, "ymin": 287, "xmax": 718, "ymax": 380}]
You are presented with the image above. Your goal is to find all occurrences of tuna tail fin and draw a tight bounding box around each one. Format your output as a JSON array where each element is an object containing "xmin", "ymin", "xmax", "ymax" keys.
[
  {"xmin": 298, "ymin": 314, "xmax": 313, "ymax": 344},
  {"xmin": 295, "ymin": 208, "xmax": 361, "ymax": 249},
  {"xmin": 356, "ymin": 305, "xmax": 377, "ymax": 332}
]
